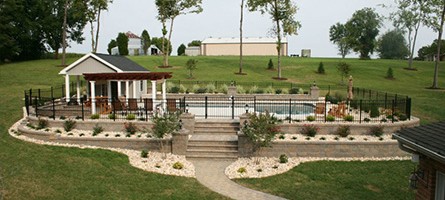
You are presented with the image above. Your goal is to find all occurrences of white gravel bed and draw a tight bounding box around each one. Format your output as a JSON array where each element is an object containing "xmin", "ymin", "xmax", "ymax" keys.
[
  {"xmin": 225, "ymin": 156, "xmax": 410, "ymax": 179},
  {"xmin": 10, "ymin": 119, "xmax": 195, "ymax": 178},
  {"xmin": 274, "ymin": 133, "xmax": 395, "ymax": 142}
]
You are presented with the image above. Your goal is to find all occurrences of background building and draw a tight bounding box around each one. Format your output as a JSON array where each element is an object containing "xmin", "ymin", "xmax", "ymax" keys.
[{"xmin": 200, "ymin": 37, "xmax": 288, "ymax": 56}]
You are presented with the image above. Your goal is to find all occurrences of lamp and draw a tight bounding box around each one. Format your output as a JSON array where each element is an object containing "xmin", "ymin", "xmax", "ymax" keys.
[
  {"xmin": 179, "ymin": 119, "xmax": 183, "ymax": 130},
  {"xmin": 185, "ymin": 104, "xmax": 189, "ymax": 113},
  {"xmin": 245, "ymin": 104, "xmax": 249, "ymax": 113},
  {"xmin": 409, "ymin": 168, "xmax": 425, "ymax": 189}
]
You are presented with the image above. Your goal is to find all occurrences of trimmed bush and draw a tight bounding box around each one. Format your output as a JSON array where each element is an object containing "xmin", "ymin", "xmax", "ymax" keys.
[
  {"xmin": 170, "ymin": 86, "xmax": 180, "ymax": 93},
  {"xmin": 370, "ymin": 104, "xmax": 380, "ymax": 118},
  {"xmin": 179, "ymin": 84, "xmax": 187, "ymax": 93},
  {"xmin": 300, "ymin": 124, "xmax": 318, "ymax": 137},
  {"xmin": 237, "ymin": 167, "xmax": 247, "ymax": 173},
  {"xmin": 92, "ymin": 124, "xmax": 103, "ymax": 136},
  {"xmin": 205, "ymin": 84, "xmax": 216, "ymax": 93},
  {"xmin": 317, "ymin": 62, "xmax": 325, "ymax": 74},
  {"xmin": 37, "ymin": 118, "xmax": 48, "ymax": 130},
  {"xmin": 90, "ymin": 114, "xmax": 100, "ymax": 119},
  {"xmin": 264, "ymin": 86, "xmax": 274, "ymax": 94},
  {"xmin": 124, "ymin": 122, "xmax": 138, "ymax": 135},
  {"xmin": 289, "ymin": 88, "xmax": 299, "ymax": 94},
  {"xmin": 141, "ymin": 150, "xmax": 148, "ymax": 158},
  {"xmin": 173, "ymin": 162, "xmax": 184, "ymax": 170},
  {"xmin": 219, "ymin": 84, "xmax": 228, "ymax": 94},
  {"xmin": 192, "ymin": 84, "xmax": 200, "ymax": 93},
  {"xmin": 267, "ymin": 58, "xmax": 274, "ymax": 70},
  {"xmin": 63, "ymin": 119, "xmax": 76, "ymax": 132},
  {"xmin": 386, "ymin": 67, "xmax": 394, "ymax": 79},
  {"xmin": 306, "ymin": 116, "xmax": 316, "ymax": 122},
  {"xmin": 236, "ymin": 85, "xmax": 246, "ymax": 94},
  {"xmin": 279, "ymin": 154, "xmax": 288, "ymax": 163},
  {"xmin": 336, "ymin": 125, "xmax": 351, "ymax": 137},
  {"xmin": 369, "ymin": 125, "xmax": 384, "ymax": 137},
  {"xmin": 249, "ymin": 86, "xmax": 259, "ymax": 94},
  {"xmin": 126, "ymin": 114, "xmax": 136, "ymax": 120},
  {"xmin": 108, "ymin": 114, "xmax": 116, "ymax": 120},
  {"xmin": 326, "ymin": 115, "xmax": 335, "ymax": 122},
  {"xmin": 343, "ymin": 115, "xmax": 354, "ymax": 122}
]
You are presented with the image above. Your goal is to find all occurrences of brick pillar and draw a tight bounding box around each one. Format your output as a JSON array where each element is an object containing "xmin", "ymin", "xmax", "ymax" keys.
[
  {"xmin": 180, "ymin": 113, "xmax": 195, "ymax": 134},
  {"xmin": 238, "ymin": 113, "xmax": 253, "ymax": 157},
  {"xmin": 310, "ymin": 85, "xmax": 319, "ymax": 100},
  {"xmin": 172, "ymin": 129, "xmax": 189, "ymax": 155}
]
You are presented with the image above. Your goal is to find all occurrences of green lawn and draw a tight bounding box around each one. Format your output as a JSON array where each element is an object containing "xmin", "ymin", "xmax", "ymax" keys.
[
  {"xmin": 234, "ymin": 160, "xmax": 416, "ymax": 200},
  {"xmin": 0, "ymin": 55, "xmax": 443, "ymax": 199}
]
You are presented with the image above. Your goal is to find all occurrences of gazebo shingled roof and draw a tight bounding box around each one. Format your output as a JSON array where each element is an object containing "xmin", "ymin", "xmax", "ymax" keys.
[{"xmin": 83, "ymin": 72, "xmax": 173, "ymax": 81}]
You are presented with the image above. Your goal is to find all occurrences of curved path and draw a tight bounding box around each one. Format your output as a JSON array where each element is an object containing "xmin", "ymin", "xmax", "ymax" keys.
[{"xmin": 191, "ymin": 159, "xmax": 287, "ymax": 200}]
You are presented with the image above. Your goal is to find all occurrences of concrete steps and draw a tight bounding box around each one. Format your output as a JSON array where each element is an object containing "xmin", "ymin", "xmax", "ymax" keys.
[{"xmin": 186, "ymin": 121, "xmax": 240, "ymax": 159}]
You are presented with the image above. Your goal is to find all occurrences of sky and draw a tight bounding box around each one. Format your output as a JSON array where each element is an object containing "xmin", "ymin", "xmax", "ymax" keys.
[{"xmin": 68, "ymin": 0, "xmax": 437, "ymax": 58}]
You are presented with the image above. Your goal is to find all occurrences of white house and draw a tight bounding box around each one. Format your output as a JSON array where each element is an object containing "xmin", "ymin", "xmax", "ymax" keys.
[
  {"xmin": 200, "ymin": 37, "xmax": 288, "ymax": 56},
  {"xmin": 111, "ymin": 31, "xmax": 150, "ymax": 56}
]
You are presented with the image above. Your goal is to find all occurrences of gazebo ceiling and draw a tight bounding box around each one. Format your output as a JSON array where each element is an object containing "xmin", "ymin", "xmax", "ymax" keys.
[{"xmin": 83, "ymin": 72, "xmax": 173, "ymax": 81}]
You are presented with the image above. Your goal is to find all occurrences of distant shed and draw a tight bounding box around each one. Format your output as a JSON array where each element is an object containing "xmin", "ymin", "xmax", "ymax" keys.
[
  {"xmin": 185, "ymin": 46, "xmax": 201, "ymax": 56},
  {"xmin": 200, "ymin": 37, "xmax": 288, "ymax": 56}
]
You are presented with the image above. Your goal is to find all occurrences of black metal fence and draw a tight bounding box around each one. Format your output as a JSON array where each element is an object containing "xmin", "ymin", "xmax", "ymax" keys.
[{"xmin": 24, "ymin": 84, "xmax": 411, "ymax": 123}]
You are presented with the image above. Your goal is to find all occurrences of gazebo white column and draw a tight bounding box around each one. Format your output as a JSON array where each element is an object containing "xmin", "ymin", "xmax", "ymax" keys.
[
  {"xmin": 90, "ymin": 81, "xmax": 96, "ymax": 114},
  {"xmin": 162, "ymin": 79, "xmax": 167, "ymax": 110},
  {"xmin": 107, "ymin": 80, "xmax": 112, "ymax": 101},
  {"xmin": 133, "ymin": 80, "xmax": 137, "ymax": 98},
  {"xmin": 142, "ymin": 80, "xmax": 147, "ymax": 95},
  {"xmin": 151, "ymin": 80, "xmax": 157, "ymax": 111},
  {"xmin": 76, "ymin": 75, "xmax": 81, "ymax": 103},
  {"xmin": 125, "ymin": 81, "xmax": 130, "ymax": 102},
  {"xmin": 117, "ymin": 81, "xmax": 122, "ymax": 97},
  {"xmin": 65, "ymin": 75, "xmax": 70, "ymax": 102},
  {"xmin": 86, "ymin": 82, "xmax": 90, "ymax": 98}
]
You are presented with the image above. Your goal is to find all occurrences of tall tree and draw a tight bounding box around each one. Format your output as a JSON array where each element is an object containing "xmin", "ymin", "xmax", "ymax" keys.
[
  {"xmin": 141, "ymin": 29, "xmax": 151, "ymax": 55},
  {"xmin": 247, "ymin": 0, "xmax": 301, "ymax": 79},
  {"xmin": 116, "ymin": 32, "xmax": 128, "ymax": 56},
  {"xmin": 107, "ymin": 39, "xmax": 117, "ymax": 55},
  {"xmin": 329, "ymin": 23, "xmax": 351, "ymax": 59},
  {"xmin": 87, "ymin": 0, "xmax": 113, "ymax": 53},
  {"xmin": 391, "ymin": 0, "xmax": 428, "ymax": 69},
  {"xmin": 423, "ymin": 0, "xmax": 445, "ymax": 89},
  {"xmin": 151, "ymin": 37, "xmax": 172, "ymax": 55},
  {"xmin": 377, "ymin": 29, "xmax": 409, "ymax": 59},
  {"xmin": 155, "ymin": 0, "xmax": 203, "ymax": 67},
  {"xmin": 177, "ymin": 44, "xmax": 186, "ymax": 56},
  {"xmin": 187, "ymin": 40, "xmax": 201, "ymax": 47},
  {"xmin": 238, "ymin": 0, "xmax": 246, "ymax": 75},
  {"xmin": 345, "ymin": 8, "xmax": 382, "ymax": 60}
]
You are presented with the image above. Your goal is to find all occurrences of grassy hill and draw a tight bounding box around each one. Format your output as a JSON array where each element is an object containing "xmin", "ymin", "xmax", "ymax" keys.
[{"xmin": 0, "ymin": 55, "xmax": 442, "ymax": 199}]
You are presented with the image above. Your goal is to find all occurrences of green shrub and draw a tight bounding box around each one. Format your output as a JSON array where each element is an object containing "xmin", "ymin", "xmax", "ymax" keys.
[
  {"xmin": 166, "ymin": 82, "xmax": 175, "ymax": 92},
  {"xmin": 369, "ymin": 125, "xmax": 384, "ymax": 137},
  {"xmin": 236, "ymin": 85, "xmax": 246, "ymax": 94},
  {"xmin": 108, "ymin": 113, "xmax": 116, "ymax": 120},
  {"xmin": 63, "ymin": 119, "xmax": 76, "ymax": 132},
  {"xmin": 249, "ymin": 86, "xmax": 259, "ymax": 94},
  {"xmin": 141, "ymin": 150, "xmax": 148, "ymax": 158},
  {"xmin": 37, "ymin": 118, "xmax": 48, "ymax": 130},
  {"xmin": 170, "ymin": 86, "xmax": 180, "ymax": 93},
  {"xmin": 205, "ymin": 84, "xmax": 216, "ymax": 93},
  {"xmin": 237, "ymin": 167, "xmax": 247, "ymax": 173},
  {"xmin": 278, "ymin": 134, "xmax": 285, "ymax": 140},
  {"xmin": 336, "ymin": 125, "xmax": 351, "ymax": 137},
  {"xmin": 306, "ymin": 116, "xmax": 316, "ymax": 122},
  {"xmin": 326, "ymin": 115, "xmax": 335, "ymax": 122},
  {"xmin": 300, "ymin": 124, "xmax": 318, "ymax": 137},
  {"xmin": 126, "ymin": 114, "xmax": 136, "ymax": 120},
  {"xmin": 267, "ymin": 58, "xmax": 274, "ymax": 70},
  {"xmin": 90, "ymin": 114, "xmax": 100, "ymax": 119},
  {"xmin": 281, "ymin": 88, "xmax": 289, "ymax": 94},
  {"xmin": 196, "ymin": 87, "xmax": 207, "ymax": 94},
  {"xmin": 179, "ymin": 84, "xmax": 187, "ymax": 93},
  {"xmin": 317, "ymin": 62, "xmax": 325, "ymax": 74},
  {"xmin": 398, "ymin": 114, "xmax": 408, "ymax": 121},
  {"xmin": 279, "ymin": 154, "xmax": 288, "ymax": 163},
  {"xmin": 264, "ymin": 86, "xmax": 274, "ymax": 94},
  {"xmin": 364, "ymin": 118, "xmax": 371, "ymax": 122},
  {"xmin": 173, "ymin": 162, "xmax": 184, "ymax": 170},
  {"xmin": 124, "ymin": 122, "xmax": 138, "ymax": 135},
  {"xmin": 370, "ymin": 105, "xmax": 380, "ymax": 118},
  {"xmin": 275, "ymin": 88, "xmax": 283, "ymax": 94},
  {"xmin": 257, "ymin": 168, "xmax": 263, "ymax": 172},
  {"xmin": 289, "ymin": 88, "xmax": 299, "ymax": 94},
  {"xmin": 192, "ymin": 84, "xmax": 200, "ymax": 93},
  {"xmin": 381, "ymin": 118, "xmax": 388, "ymax": 123},
  {"xmin": 219, "ymin": 84, "xmax": 228, "ymax": 94},
  {"xmin": 75, "ymin": 116, "xmax": 82, "ymax": 120},
  {"xmin": 92, "ymin": 124, "xmax": 103, "ymax": 136},
  {"xmin": 59, "ymin": 116, "xmax": 66, "ymax": 120},
  {"xmin": 242, "ymin": 111, "xmax": 281, "ymax": 154},
  {"xmin": 343, "ymin": 115, "xmax": 354, "ymax": 122},
  {"xmin": 386, "ymin": 67, "xmax": 394, "ymax": 79}
]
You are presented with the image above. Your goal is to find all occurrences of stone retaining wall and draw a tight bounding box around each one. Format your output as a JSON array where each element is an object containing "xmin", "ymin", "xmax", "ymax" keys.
[{"xmin": 238, "ymin": 133, "xmax": 408, "ymax": 158}]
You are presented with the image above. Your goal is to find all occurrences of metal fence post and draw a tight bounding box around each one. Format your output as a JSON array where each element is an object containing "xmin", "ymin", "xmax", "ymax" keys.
[
  {"xmin": 359, "ymin": 100, "xmax": 362, "ymax": 123},
  {"xmin": 254, "ymin": 96, "xmax": 257, "ymax": 112},
  {"xmin": 112, "ymin": 98, "xmax": 116, "ymax": 122},
  {"xmin": 231, "ymin": 96, "xmax": 235, "ymax": 119},
  {"xmin": 384, "ymin": 93, "xmax": 388, "ymax": 109},
  {"xmin": 392, "ymin": 100, "xmax": 395, "ymax": 123},
  {"xmin": 25, "ymin": 92, "xmax": 29, "ymax": 116},
  {"xmin": 288, "ymin": 99, "xmax": 292, "ymax": 123},
  {"xmin": 81, "ymin": 98, "xmax": 84, "ymax": 121},
  {"xmin": 406, "ymin": 97, "xmax": 411, "ymax": 120},
  {"xmin": 34, "ymin": 97, "xmax": 39, "ymax": 117},
  {"xmin": 324, "ymin": 98, "xmax": 327, "ymax": 122},
  {"xmin": 205, "ymin": 96, "xmax": 208, "ymax": 119},
  {"xmin": 38, "ymin": 89, "xmax": 41, "ymax": 102}
]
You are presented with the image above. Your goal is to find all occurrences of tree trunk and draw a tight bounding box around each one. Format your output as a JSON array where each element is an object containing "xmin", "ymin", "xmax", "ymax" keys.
[
  {"xmin": 61, "ymin": 0, "xmax": 69, "ymax": 66},
  {"xmin": 274, "ymin": 0, "xmax": 282, "ymax": 79},
  {"xmin": 54, "ymin": 48, "xmax": 59, "ymax": 59},
  {"xmin": 432, "ymin": 1, "xmax": 445, "ymax": 89},
  {"xmin": 94, "ymin": 9, "xmax": 101, "ymax": 53},
  {"xmin": 90, "ymin": 21, "xmax": 95, "ymax": 52},
  {"xmin": 166, "ymin": 17, "xmax": 175, "ymax": 67},
  {"xmin": 239, "ymin": 0, "xmax": 244, "ymax": 74},
  {"xmin": 161, "ymin": 22, "xmax": 166, "ymax": 66},
  {"xmin": 409, "ymin": 21, "xmax": 421, "ymax": 69}
]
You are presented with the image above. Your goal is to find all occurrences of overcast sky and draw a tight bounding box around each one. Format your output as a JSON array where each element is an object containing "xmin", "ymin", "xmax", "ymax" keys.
[{"xmin": 68, "ymin": 0, "xmax": 437, "ymax": 58}]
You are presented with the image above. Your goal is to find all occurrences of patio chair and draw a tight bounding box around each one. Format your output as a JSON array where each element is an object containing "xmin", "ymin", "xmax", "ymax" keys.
[
  {"xmin": 167, "ymin": 99, "xmax": 177, "ymax": 112},
  {"xmin": 143, "ymin": 98, "xmax": 153, "ymax": 114},
  {"xmin": 112, "ymin": 99, "xmax": 127, "ymax": 115},
  {"xmin": 97, "ymin": 98, "xmax": 111, "ymax": 114},
  {"xmin": 128, "ymin": 98, "xmax": 139, "ymax": 115}
]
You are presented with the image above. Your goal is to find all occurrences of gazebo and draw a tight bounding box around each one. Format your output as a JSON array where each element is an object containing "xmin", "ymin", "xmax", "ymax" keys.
[{"xmin": 59, "ymin": 53, "xmax": 172, "ymax": 114}]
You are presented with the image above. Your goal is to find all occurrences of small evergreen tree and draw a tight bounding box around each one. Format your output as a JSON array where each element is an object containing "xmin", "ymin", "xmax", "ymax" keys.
[
  {"xmin": 386, "ymin": 67, "xmax": 394, "ymax": 79},
  {"xmin": 177, "ymin": 44, "xmax": 186, "ymax": 56},
  {"xmin": 116, "ymin": 32, "xmax": 128, "ymax": 56},
  {"xmin": 107, "ymin": 39, "xmax": 117, "ymax": 55},
  {"xmin": 267, "ymin": 59, "xmax": 274, "ymax": 70},
  {"xmin": 317, "ymin": 62, "xmax": 325, "ymax": 74},
  {"xmin": 186, "ymin": 59, "xmax": 198, "ymax": 79}
]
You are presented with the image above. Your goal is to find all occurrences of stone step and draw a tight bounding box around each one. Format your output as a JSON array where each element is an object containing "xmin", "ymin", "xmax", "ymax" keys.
[
  {"xmin": 194, "ymin": 126, "xmax": 239, "ymax": 131},
  {"xmin": 188, "ymin": 140, "xmax": 237, "ymax": 146},
  {"xmin": 193, "ymin": 130, "xmax": 238, "ymax": 135},
  {"xmin": 186, "ymin": 149, "xmax": 239, "ymax": 159},
  {"xmin": 186, "ymin": 154, "xmax": 239, "ymax": 160},
  {"xmin": 194, "ymin": 123, "xmax": 240, "ymax": 128},
  {"xmin": 187, "ymin": 143, "xmax": 238, "ymax": 151}
]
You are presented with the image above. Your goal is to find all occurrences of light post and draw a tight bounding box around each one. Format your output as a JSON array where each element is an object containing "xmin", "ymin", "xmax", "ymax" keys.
[{"xmin": 245, "ymin": 104, "xmax": 249, "ymax": 113}]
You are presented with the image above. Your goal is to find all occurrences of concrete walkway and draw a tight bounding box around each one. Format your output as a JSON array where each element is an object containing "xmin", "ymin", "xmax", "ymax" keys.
[{"xmin": 191, "ymin": 159, "xmax": 287, "ymax": 200}]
